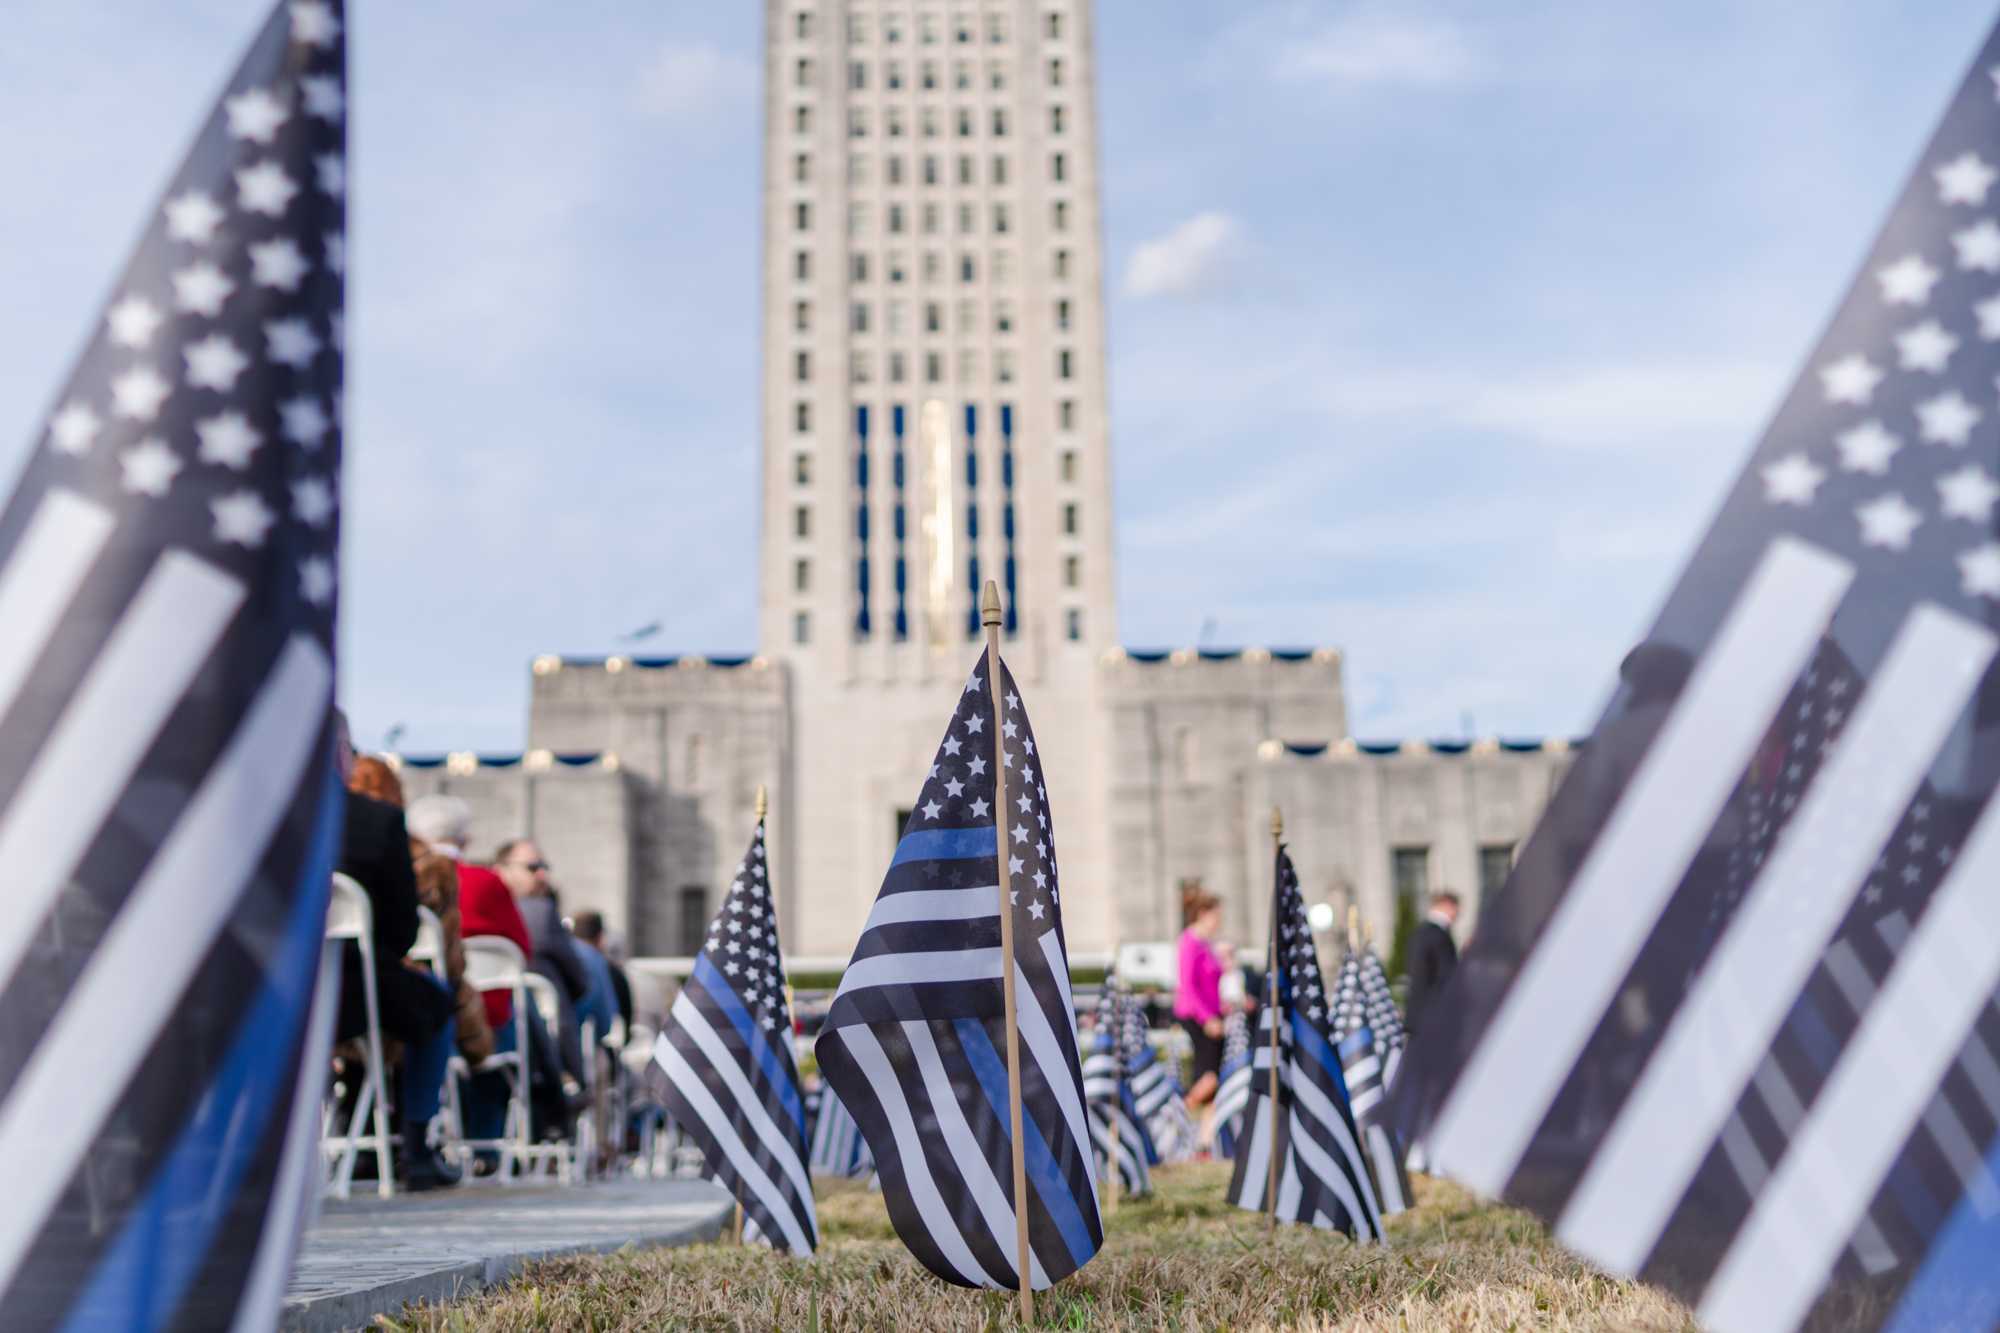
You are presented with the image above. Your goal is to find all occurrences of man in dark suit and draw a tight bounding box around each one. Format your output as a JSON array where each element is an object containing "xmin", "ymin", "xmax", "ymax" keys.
[
  {"xmin": 333, "ymin": 717, "xmax": 459, "ymax": 1189},
  {"xmin": 1405, "ymin": 891, "xmax": 1462, "ymax": 1035}
]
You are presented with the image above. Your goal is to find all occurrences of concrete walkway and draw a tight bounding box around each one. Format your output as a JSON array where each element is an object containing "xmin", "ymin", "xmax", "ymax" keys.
[{"xmin": 280, "ymin": 1178, "xmax": 733, "ymax": 1332}]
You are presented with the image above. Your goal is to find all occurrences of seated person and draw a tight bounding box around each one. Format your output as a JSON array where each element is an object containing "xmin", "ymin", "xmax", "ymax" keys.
[
  {"xmin": 493, "ymin": 840, "xmax": 612, "ymax": 1082},
  {"xmin": 333, "ymin": 720, "xmax": 458, "ymax": 1190},
  {"xmin": 570, "ymin": 910, "xmax": 633, "ymax": 1037}
]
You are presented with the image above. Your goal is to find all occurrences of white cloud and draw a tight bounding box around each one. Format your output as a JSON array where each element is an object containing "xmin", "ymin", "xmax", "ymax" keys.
[
  {"xmin": 1124, "ymin": 211, "xmax": 1242, "ymax": 299},
  {"xmin": 1275, "ymin": 11, "xmax": 1478, "ymax": 88},
  {"xmin": 634, "ymin": 41, "xmax": 756, "ymax": 119}
]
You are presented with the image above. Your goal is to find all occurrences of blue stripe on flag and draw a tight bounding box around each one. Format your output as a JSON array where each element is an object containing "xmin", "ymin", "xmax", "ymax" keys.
[
  {"xmin": 891, "ymin": 827, "xmax": 994, "ymax": 866},
  {"xmin": 953, "ymin": 1017, "xmax": 1093, "ymax": 1269},
  {"xmin": 1289, "ymin": 1009, "xmax": 1350, "ymax": 1091},
  {"xmin": 60, "ymin": 769, "xmax": 343, "ymax": 1333},
  {"xmin": 693, "ymin": 952, "xmax": 805, "ymax": 1136},
  {"xmin": 1882, "ymin": 1131, "xmax": 2000, "ymax": 1333}
]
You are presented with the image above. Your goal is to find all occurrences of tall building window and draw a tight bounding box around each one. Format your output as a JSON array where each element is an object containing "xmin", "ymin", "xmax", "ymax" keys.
[
  {"xmin": 1064, "ymin": 554, "xmax": 1080, "ymax": 588},
  {"xmin": 994, "ymin": 300, "xmax": 1014, "ymax": 333},
  {"xmin": 988, "ymin": 13, "xmax": 1008, "ymax": 44},
  {"xmin": 955, "ymin": 60, "xmax": 972, "ymax": 90},
  {"xmin": 793, "ymin": 11, "xmax": 812, "ymax": 40},
  {"xmin": 793, "ymin": 300, "xmax": 811, "ymax": 333},
  {"xmin": 886, "ymin": 107, "xmax": 905, "ymax": 138},
  {"xmin": 1048, "ymin": 57, "xmax": 1065, "ymax": 87},
  {"xmin": 794, "ymin": 152, "xmax": 811, "ymax": 183},
  {"xmin": 956, "ymin": 11, "xmax": 974, "ymax": 43},
  {"xmin": 677, "ymin": 886, "xmax": 708, "ymax": 956},
  {"xmin": 992, "ymin": 155, "xmax": 1009, "ymax": 185},
  {"xmin": 848, "ymin": 201, "xmax": 869, "ymax": 234},
  {"xmin": 996, "ymin": 349, "xmax": 1015, "ymax": 383},
  {"xmin": 1392, "ymin": 846, "xmax": 1431, "ymax": 905},
  {"xmin": 1065, "ymin": 608, "xmax": 1082, "ymax": 641},
  {"xmin": 993, "ymin": 250, "xmax": 1013, "ymax": 283},
  {"xmin": 887, "ymin": 300, "xmax": 906, "ymax": 334},
  {"xmin": 993, "ymin": 203, "xmax": 1011, "ymax": 235},
  {"xmin": 924, "ymin": 202, "xmax": 941, "ymax": 234},
  {"xmin": 887, "ymin": 155, "xmax": 904, "ymax": 185},
  {"xmin": 848, "ymin": 12, "xmax": 867, "ymax": 44},
  {"xmin": 794, "ymin": 504, "xmax": 811, "ymax": 537},
  {"xmin": 1062, "ymin": 502, "xmax": 1078, "ymax": 535},
  {"xmin": 924, "ymin": 251, "xmax": 943, "ymax": 281},
  {"xmin": 849, "ymin": 60, "xmax": 867, "ymax": 90},
  {"xmin": 920, "ymin": 12, "xmax": 939, "ymax": 44},
  {"xmin": 887, "ymin": 252, "xmax": 907, "ymax": 284},
  {"xmin": 1479, "ymin": 844, "xmax": 1517, "ymax": 899},
  {"xmin": 1059, "ymin": 400, "xmax": 1076, "ymax": 431},
  {"xmin": 1052, "ymin": 248, "xmax": 1070, "ymax": 279},
  {"xmin": 793, "ymin": 105, "xmax": 812, "ymax": 135},
  {"xmin": 991, "ymin": 108, "xmax": 1009, "ymax": 137},
  {"xmin": 850, "ymin": 253, "xmax": 869, "ymax": 282},
  {"xmin": 1051, "ymin": 199, "xmax": 1068, "ymax": 230},
  {"xmin": 959, "ymin": 202, "xmax": 977, "ymax": 234},
  {"xmin": 958, "ymin": 154, "xmax": 975, "ymax": 185},
  {"xmin": 849, "ymin": 107, "xmax": 868, "ymax": 138},
  {"xmin": 794, "ymin": 250, "xmax": 811, "ymax": 281},
  {"xmin": 795, "ymin": 350, "xmax": 812, "ymax": 383},
  {"xmin": 794, "ymin": 611, "xmax": 811, "ymax": 644},
  {"xmin": 794, "ymin": 401, "xmax": 812, "ymax": 433},
  {"xmin": 958, "ymin": 348, "xmax": 979, "ymax": 381},
  {"xmin": 886, "ymin": 60, "xmax": 904, "ymax": 90},
  {"xmin": 890, "ymin": 351, "xmax": 907, "ymax": 383},
  {"xmin": 1057, "ymin": 348, "xmax": 1073, "ymax": 380},
  {"xmin": 956, "ymin": 108, "xmax": 973, "ymax": 138},
  {"xmin": 795, "ymin": 201, "xmax": 811, "ymax": 231},
  {"xmin": 794, "ymin": 557, "xmax": 811, "ymax": 592},
  {"xmin": 794, "ymin": 452, "xmax": 812, "ymax": 485},
  {"xmin": 887, "ymin": 202, "xmax": 905, "ymax": 234},
  {"xmin": 989, "ymin": 60, "xmax": 1006, "ymax": 91},
  {"xmin": 1050, "ymin": 152, "xmax": 1067, "ymax": 183},
  {"xmin": 850, "ymin": 301, "xmax": 869, "ymax": 333},
  {"xmin": 1055, "ymin": 298, "xmax": 1071, "ymax": 331},
  {"xmin": 921, "ymin": 60, "xmax": 938, "ymax": 90},
  {"xmin": 958, "ymin": 297, "xmax": 977, "ymax": 331},
  {"xmin": 1046, "ymin": 12, "xmax": 1064, "ymax": 40},
  {"xmin": 960, "ymin": 253, "xmax": 976, "ymax": 282},
  {"xmin": 847, "ymin": 153, "xmax": 867, "ymax": 186},
  {"xmin": 923, "ymin": 154, "xmax": 939, "ymax": 185},
  {"xmin": 851, "ymin": 350, "xmax": 873, "ymax": 383},
  {"xmin": 1051, "ymin": 105, "xmax": 1067, "ymax": 135},
  {"xmin": 922, "ymin": 107, "xmax": 939, "ymax": 139},
  {"xmin": 925, "ymin": 351, "xmax": 942, "ymax": 383},
  {"xmin": 925, "ymin": 302, "xmax": 942, "ymax": 334},
  {"xmin": 884, "ymin": 13, "xmax": 903, "ymax": 43},
  {"xmin": 794, "ymin": 57, "xmax": 814, "ymax": 89},
  {"xmin": 1060, "ymin": 448, "xmax": 1077, "ymax": 481}
]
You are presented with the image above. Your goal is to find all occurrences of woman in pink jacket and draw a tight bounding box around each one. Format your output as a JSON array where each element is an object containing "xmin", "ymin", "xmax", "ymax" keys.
[{"xmin": 1173, "ymin": 884, "xmax": 1226, "ymax": 1107}]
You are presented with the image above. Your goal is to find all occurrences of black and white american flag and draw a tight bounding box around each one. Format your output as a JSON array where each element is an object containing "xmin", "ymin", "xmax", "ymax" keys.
[
  {"xmin": 0, "ymin": 4, "xmax": 346, "ymax": 1329},
  {"xmin": 1081, "ymin": 977, "xmax": 1152, "ymax": 1198},
  {"xmin": 1394, "ymin": 19, "xmax": 2000, "ymax": 1332},
  {"xmin": 815, "ymin": 654, "xmax": 1102, "ymax": 1291},
  {"xmin": 1225, "ymin": 846, "xmax": 1384, "ymax": 1239},
  {"xmin": 647, "ymin": 818, "xmax": 818, "ymax": 1254},
  {"xmin": 1210, "ymin": 1008, "xmax": 1253, "ymax": 1159}
]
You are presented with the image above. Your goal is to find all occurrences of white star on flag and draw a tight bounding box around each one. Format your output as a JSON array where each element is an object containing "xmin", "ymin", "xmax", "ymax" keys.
[
  {"xmin": 1856, "ymin": 492, "xmax": 1923, "ymax": 550},
  {"xmin": 183, "ymin": 334, "xmax": 250, "ymax": 392},
  {"xmin": 1960, "ymin": 542, "xmax": 2000, "ymax": 598},
  {"xmin": 249, "ymin": 238, "xmax": 311, "ymax": 291},
  {"xmin": 196, "ymin": 412, "xmax": 263, "ymax": 469},
  {"xmin": 1834, "ymin": 419, "xmax": 1900, "ymax": 474},
  {"xmin": 1936, "ymin": 151, "xmax": 1999, "ymax": 204},
  {"xmin": 1916, "ymin": 389, "xmax": 1982, "ymax": 445},
  {"xmin": 1761, "ymin": 453, "xmax": 1825, "ymax": 506},
  {"xmin": 211, "ymin": 490, "xmax": 276, "ymax": 547},
  {"xmin": 163, "ymin": 190, "xmax": 226, "ymax": 245},
  {"xmin": 1938, "ymin": 463, "xmax": 2000, "ymax": 521},
  {"xmin": 300, "ymin": 556, "xmax": 336, "ymax": 605},
  {"xmin": 291, "ymin": 1, "xmax": 341, "ymax": 46},
  {"xmin": 236, "ymin": 160, "xmax": 299, "ymax": 216},
  {"xmin": 118, "ymin": 438, "xmax": 181, "ymax": 497},
  {"xmin": 1978, "ymin": 292, "xmax": 2000, "ymax": 339},
  {"xmin": 106, "ymin": 295, "xmax": 165, "ymax": 349},
  {"xmin": 280, "ymin": 396, "xmax": 331, "ymax": 448},
  {"xmin": 47, "ymin": 402, "xmax": 102, "ymax": 455},
  {"xmin": 265, "ymin": 318, "xmax": 321, "ymax": 368},
  {"xmin": 301, "ymin": 74, "xmax": 344, "ymax": 121},
  {"xmin": 224, "ymin": 87, "xmax": 289, "ymax": 143},
  {"xmin": 315, "ymin": 153, "xmax": 345, "ymax": 197},
  {"xmin": 323, "ymin": 232, "xmax": 346, "ymax": 274},
  {"xmin": 1877, "ymin": 253, "xmax": 1943, "ymax": 304},
  {"xmin": 293, "ymin": 476, "xmax": 336, "ymax": 526},
  {"xmin": 1895, "ymin": 319, "xmax": 1959, "ymax": 372},
  {"xmin": 171, "ymin": 262, "xmax": 235, "ymax": 317},
  {"xmin": 1819, "ymin": 353, "xmax": 1883, "ymax": 404},
  {"xmin": 110, "ymin": 365, "xmax": 172, "ymax": 421},
  {"xmin": 1953, "ymin": 218, "xmax": 2000, "ymax": 272}
]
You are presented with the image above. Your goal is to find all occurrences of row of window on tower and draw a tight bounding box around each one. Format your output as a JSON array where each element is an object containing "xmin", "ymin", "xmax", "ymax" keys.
[
  {"xmin": 791, "ymin": 148, "xmax": 1071, "ymax": 189},
  {"xmin": 788, "ymin": 347, "xmax": 1081, "ymax": 391},
  {"xmin": 787, "ymin": 8, "xmax": 1072, "ymax": 47},
  {"xmin": 817, "ymin": 53, "xmax": 1071, "ymax": 94},
  {"xmin": 832, "ymin": 191, "xmax": 1076, "ymax": 237},
  {"xmin": 793, "ymin": 295, "xmax": 1073, "ymax": 337}
]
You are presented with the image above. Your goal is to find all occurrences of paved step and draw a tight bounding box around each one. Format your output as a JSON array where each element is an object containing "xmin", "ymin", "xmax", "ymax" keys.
[{"xmin": 281, "ymin": 1178, "xmax": 733, "ymax": 1332}]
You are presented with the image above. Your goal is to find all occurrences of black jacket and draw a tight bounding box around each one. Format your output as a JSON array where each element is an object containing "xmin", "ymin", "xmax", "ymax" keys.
[
  {"xmin": 1405, "ymin": 919, "xmax": 1459, "ymax": 1034},
  {"xmin": 335, "ymin": 792, "xmax": 452, "ymax": 1044}
]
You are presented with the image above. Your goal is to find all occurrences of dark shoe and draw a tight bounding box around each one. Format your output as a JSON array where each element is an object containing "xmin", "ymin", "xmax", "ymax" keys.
[{"xmin": 399, "ymin": 1142, "xmax": 462, "ymax": 1192}]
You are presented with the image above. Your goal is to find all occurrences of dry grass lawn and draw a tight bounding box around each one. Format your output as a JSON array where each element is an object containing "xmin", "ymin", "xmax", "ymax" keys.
[{"xmin": 385, "ymin": 1164, "xmax": 1695, "ymax": 1331}]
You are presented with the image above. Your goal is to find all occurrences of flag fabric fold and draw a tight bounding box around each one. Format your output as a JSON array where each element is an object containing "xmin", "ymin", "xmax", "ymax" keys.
[
  {"xmin": 816, "ymin": 653, "xmax": 1102, "ymax": 1291},
  {"xmin": 1393, "ymin": 19, "xmax": 2000, "ymax": 1331},
  {"xmin": 1331, "ymin": 944, "xmax": 1412, "ymax": 1214},
  {"xmin": 1226, "ymin": 846, "xmax": 1384, "ymax": 1239},
  {"xmin": 647, "ymin": 819, "xmax": 818, "ymax": 1254},
  {"xmin": 1123, "ymin": 993, "xmax": 1196, "ymax": 1164},
  {"xmin": 807, "ymin": 1081, "xmax": 873, "ymax": 1180},
  {"xmin": 1210, "ymin": 1008, "xmax": 1254, "ymax": 1159},
  {"xmin": 0, "ymin": 3, "xmax": 346, "ymax": 1327}
]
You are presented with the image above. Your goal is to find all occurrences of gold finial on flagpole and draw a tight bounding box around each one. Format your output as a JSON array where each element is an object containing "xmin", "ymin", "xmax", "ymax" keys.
[
  {"xmin": 1271, "ymin": 806, "xmax": 1283, "ymax": 840},
  {"xmin": 981, "ymin": 579, "xmax": 1003, "ymax": 627},
  {"xmin": 1347, "ymin": 904, "xmax": 1361, "ymax": 953},
  {"xmin": 755, "ymin": 783, "xmax": 768, "ymax": 821}
]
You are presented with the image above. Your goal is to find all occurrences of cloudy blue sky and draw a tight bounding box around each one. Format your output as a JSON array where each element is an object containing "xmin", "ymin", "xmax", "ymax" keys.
[{"xmin": 0, "ymin": 2, "xmax": 1993, "ymax": 751}]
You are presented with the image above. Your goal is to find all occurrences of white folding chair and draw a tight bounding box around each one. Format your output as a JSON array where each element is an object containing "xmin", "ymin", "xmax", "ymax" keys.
[
  {"xmin": 457, "ymin": 935, "xmax": 537, "ymax": 1183},
  {"xmin": 321, "ymin": 873, "xmax": 394, "ymax": 1199}
]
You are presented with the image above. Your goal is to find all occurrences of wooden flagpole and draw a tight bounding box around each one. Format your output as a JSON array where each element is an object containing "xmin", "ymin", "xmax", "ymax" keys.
[
  {"xmin": 1264, "ymin": 807, "xmax": 1284, "ymax": 1228},
  {"xmin": 1104, "ymin": 966, "xmax": 1121, "ymax": 1214},
  {"xmin": 982, "ymin": 581, "xmax": 1035, "ymax": 1324}
]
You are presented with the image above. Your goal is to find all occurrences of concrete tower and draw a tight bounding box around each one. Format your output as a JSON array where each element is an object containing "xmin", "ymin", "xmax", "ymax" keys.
[{"xmin": 760, "ymin": 0, "xmax": 1122, "ymax": 950}]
